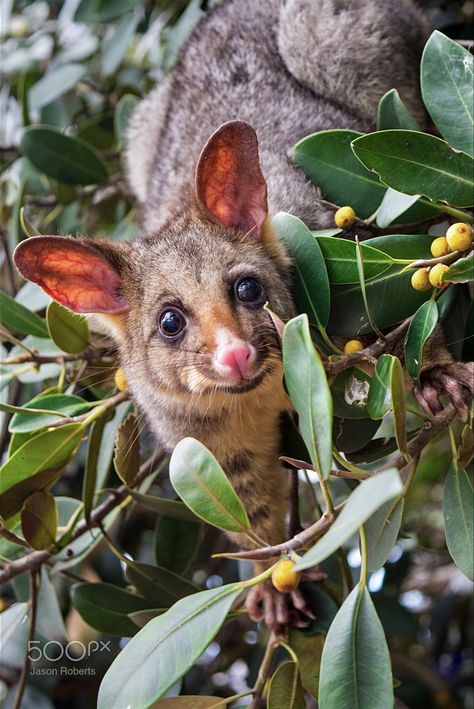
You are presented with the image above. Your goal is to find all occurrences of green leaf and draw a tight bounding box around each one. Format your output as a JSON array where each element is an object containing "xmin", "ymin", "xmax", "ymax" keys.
[
  {"xmin": 0, "ymin": 423, "xmax": 84, "ymax": 520},
  {"xmin": 0, "ymin": 602, "xmax": 28, "ymax": 647},
  {"xmin": 36, "ymin": 567, "xmax": 67, "ymax": 643},
  {"xmin": 404, "ymin": 300, "xmax": 439, "ymax": 381},
  {"xmin": 154, "ymin": 516, "xmax": 201, "ymax": 575},
  {"xmin": 169, "ymin": 438, "xmax": 250, "ymax": 533},
  {"xmin": 315, "ymin": 236, "xmax": 394, "ymax": 284},
  {"xmin": 128, "ymin": 490, "xmax": 199, "ymax": 522},
  {"xmin": 21, "ymin": 126, "xmax": 109, "ymax": 186},
  {"xmin": 6, "ymin": 336, "xmax": 65, "ymax": 383},
  {"xmin": 377, "ymin": 89, "xmax": 420, "ymax": 131},
  {"xmin": 365, "ymin": 498, "xmax": 404, "ymax": 572},
  {"xmin": 391, "ymin": 356, "xmax": 408, "ymax": 459},
  {"xmin": 83, "ymin": 414, "xmax": 108, "ymax": 522},
  {"xmin": 97, "ymin": 583, "xmax": 243, "ymax": 708},
  {"xmin": 442, "ymin": 252, "xmax": 474, "ymax": 283},
  {"xmin": 46, "ymin": 301, "xmax": 90, "ymax": 354},
  {"xmin": 75, "ymin": 0, "xmax": 142, "ymax": 22},
  {"xmin": 114, "ymin": 94, "xmax": 139, "ymax": 149},
  {"xmin": 327, "ymin": 234, "xmax": 434, "ymax": 335},
  {"xmin": 71, "ymin": 582, "xmax": 152, "ymax": 637},
  {"xmin": 113, "ymin": 413, "xmax": 140, "ymax": 486},
  {"xmin": 421, "ymin": 31, "xmax": 474, "ymax": 157},
  {"xmin": 149, "ymin": 699, "xmax": 222, "ymax": 708},
  {"xmin": 29, "ymin": 64, "xmax": 87, "ymax": 111},
  {"xmin": 367, "ymin": 354, "xmax": 395, "ymax": 419},
  {"xmin": 273, "ymin": 212, "xmax": 330, "ymax": 329},
  {"xmin": 295, "ymin": 469, "xmax": 403, "ymax": 571},
  {"xmin": 443, "ymin": 465, "xmax": 473, "ymax": 580},
  {"xmin": 352, "ymin": 131, "xmax": 474, "ymax": 207},
  {"xmin": 21, "ymin": 490, "xmax": 57, "ymax": 550},
  {"xmin": 289, "ymin": 631, "xmax": 324, "ymax": 699},
  {"xmin": 9, "ymin": 393, "xmax": 89, "ymax": 433},
  {"xmin": 267, "ymin": 661, "xmax": 306, "ymax": 709},
  {"xmin": 318, "ymin": 586, "xmax": 393, "ymax": 709},
  {"xmin": 0, "ymin": 290, "xmax": 49, "ymax": 338},
  {"xmin": 331, "ymin": 368, "xmax": 371, "ymax": 420},
  {"xmin": 376, "ymin": 188, "xmax": 421, "ymax": 229},
  {"xmin": 101, "ymin": 11, "xmax": 140, "ymax": 75},
  {"xmin": 283, "ymin": 314, "xmax": 333, "ymax": 479},
  {"xmin": 294, "ymin": 129, "xmax": 386, "ymax": 218},
  {"xmin": 126, "ymin": 561, "xmax": 199, "ymax": 608}
]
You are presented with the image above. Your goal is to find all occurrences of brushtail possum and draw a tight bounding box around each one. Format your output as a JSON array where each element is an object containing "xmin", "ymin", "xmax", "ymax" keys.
[{"xmin": 13, "ymin": 0, "xmax": 472, "ymax": 631}]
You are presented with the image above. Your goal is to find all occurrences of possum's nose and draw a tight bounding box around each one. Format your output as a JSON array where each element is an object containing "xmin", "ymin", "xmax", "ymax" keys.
[{"xmin": 214, "ymin": 341, "xmax": 256, "ymax": 379}]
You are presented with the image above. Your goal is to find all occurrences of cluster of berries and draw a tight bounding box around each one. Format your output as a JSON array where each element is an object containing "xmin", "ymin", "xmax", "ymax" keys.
[{"xmin": 411, "ymin": 222, "xmax": 473, "ymax": 291}]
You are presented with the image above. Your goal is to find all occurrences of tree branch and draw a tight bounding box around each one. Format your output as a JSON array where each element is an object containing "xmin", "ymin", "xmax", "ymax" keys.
[{"xmin": 0, "ymin": 451, "xmax": 164, "ymax": 585}]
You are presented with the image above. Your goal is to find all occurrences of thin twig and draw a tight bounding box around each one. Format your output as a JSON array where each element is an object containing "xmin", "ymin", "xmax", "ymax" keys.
[
  {"xmin": 13, "ymin": 570, "xmax": 39, "ymax": 709},
  {"xmin": 407, "ymin": 249, "xmax": 469, "ymax": 270},
  {"xmin": 250, "ymin": 632, "xmax": 278, "ymax": 709},
  {"xmin": 288, "ymin": 470, "xmax": 302, "ymax": 537},
  {"xmin": 0, "ymin": 347, "xmax": 111, "ymax": 366}
]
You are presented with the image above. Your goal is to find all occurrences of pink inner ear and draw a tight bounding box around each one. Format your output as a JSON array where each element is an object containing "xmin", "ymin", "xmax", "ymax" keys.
[
  {"xmin": 196, "ymin": 121, "xmax": 268, "ymax": 238},
  {"xmin": 13, "ymin": 236, "xmax": 129, "ymax": 314}
]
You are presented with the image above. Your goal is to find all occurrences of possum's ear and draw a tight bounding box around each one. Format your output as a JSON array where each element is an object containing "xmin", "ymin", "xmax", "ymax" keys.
[
  {"xmin": 195, "ymin": 120, "xmax": 268, "ymax": 238},
  {"xmin": 13, "ymin": 236, "xmax": 129, "ymax": 314}
]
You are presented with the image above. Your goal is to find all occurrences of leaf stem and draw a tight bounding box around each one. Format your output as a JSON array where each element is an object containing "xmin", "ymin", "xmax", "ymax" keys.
[
  {"xmin": 250, "ymin": 632, "xmax": 278, "ymax": 708},
  {"xmin": 359, "ymin": 524, "xmax": 368, "ymax": 588},
  {"xmin": 318, "ymin": 476, "xmax": 334, "ymax": 515},
  {"xmin": 279, "ymin": 641, "xmax": 298, "ymax": 663}
]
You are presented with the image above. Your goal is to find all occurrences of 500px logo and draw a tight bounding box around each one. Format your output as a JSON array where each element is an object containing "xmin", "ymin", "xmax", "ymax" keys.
[{"xmin": 28, "ymin": 640, "xmax": 111, "ymax": 662}]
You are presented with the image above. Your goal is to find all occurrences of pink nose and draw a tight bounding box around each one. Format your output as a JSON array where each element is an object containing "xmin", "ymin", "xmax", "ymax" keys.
[{"xmin": 215, "ymin": 343, "xmax": 256, "ymax": 379}]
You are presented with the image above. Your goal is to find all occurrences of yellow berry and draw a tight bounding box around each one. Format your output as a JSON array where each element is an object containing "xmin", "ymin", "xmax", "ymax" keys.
[
  {"xmin": 446, "ymin": 222, "xmax": 473, "ymax": 252},
  {"xmin": 430, "ymin": 237, "xmax": 449, "ymax": 258},
  {"xmin": 428, "ymin": 263, "xmax": 450, "ymax": 287},
  {"xmin": 271, "ymin": 559, "xmax": 301, "ymax": 593},
  {"xmin": 114, "ymin": 367, "xmax": 128, "ymax": 391},
  {"xmin": 334, "ymin": 206, "xmax": 356, "ymax": 229},
  {"xmin": 411, "ymin": 268, "xmax": 432, "ymax": 292},
  {"xmin": 344, "ymin": 339, "xmax": 364, "ymax": 354}
]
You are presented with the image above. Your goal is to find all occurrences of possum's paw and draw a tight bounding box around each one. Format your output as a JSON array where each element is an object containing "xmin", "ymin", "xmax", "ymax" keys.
[
  {"xmin": 413, "ymin": 361, "xmax": 474, "ymax": 421},
  {"xmin": 246, "ymin": 569, "xmax": 326, "ymax": 639}
]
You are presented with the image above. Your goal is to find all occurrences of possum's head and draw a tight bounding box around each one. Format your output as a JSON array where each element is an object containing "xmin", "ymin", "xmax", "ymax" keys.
[{"xmin": 13, "ymin": 122, "xmax": 294, "ymax": 402}]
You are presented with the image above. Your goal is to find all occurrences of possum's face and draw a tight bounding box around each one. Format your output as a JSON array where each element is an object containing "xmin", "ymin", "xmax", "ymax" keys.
[{"xmin": 13, "ymin": 121, "xmax": 294, "ymax": 400}]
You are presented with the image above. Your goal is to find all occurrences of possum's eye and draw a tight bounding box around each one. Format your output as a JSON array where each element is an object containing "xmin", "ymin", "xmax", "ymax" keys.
[
  {"xmin": 159, "ymin": 309, "xmax": 186, "ymax": 338},
  {"xmin": 235, "ymin": 277, "xmax": 264, "ymax": 304}
]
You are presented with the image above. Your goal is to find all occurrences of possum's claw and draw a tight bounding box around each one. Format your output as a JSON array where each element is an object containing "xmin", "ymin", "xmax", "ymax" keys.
[
  {"xmin": 414, "ymin": 362, "xmax": 473, "ymax": 421},
  {"xmin": 245, "ymin": 569, "xmax": 326, "ymax": 638}
]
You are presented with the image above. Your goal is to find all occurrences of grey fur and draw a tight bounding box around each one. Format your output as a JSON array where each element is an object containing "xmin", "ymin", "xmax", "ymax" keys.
[{"xmin": 126, "ymin": 0, "xmax": 428, "ymax": 231}]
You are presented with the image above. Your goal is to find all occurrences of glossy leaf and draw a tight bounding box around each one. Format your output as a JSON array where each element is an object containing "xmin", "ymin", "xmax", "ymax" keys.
[
  {"xmin": 331, "ymin": 368, "xmax": 371, "ymax": 420},
  {"xmin": 97, "ymin": 583, "xmax": 243, "ymax": 708},
  {"xmin": 9, "ymin": 393, "xmax": 89, "ymax": 433},
  {"xmin": 391, "ymin": 356, "xmax": 408, "ymax": 459},
  {"xmin": 404, "ymin": 300, "xmax": 439, "ymax": 381},
  {"xmin": 267, "ymin": 661, "xmax": 306, "ymax": 709},
  {"xmin": 283, "ymin": 315, "xmax": 333, "ymax": 478},
  {"xmin": 169, "ymin": 437, "xmax": 250, "ymax": 533},
  {"xmin": 36, "ymin": 567, "xmax": 68, "ymax": 643},
  {"xmin": 365, "ymin": 498, "xmax": 404, "ymax": 572},
  {"xmin": 29, "ymin": 64, "xmax": 87, "ymax": 110},
  {"xmin": 21, "ymin": 126, "xmax": 109, "ymax": 185},
  {"xmin": 376, "ymin": 188, "xmax": 421, "ymax": 228},
  {"xmin": 0, "ymin": 423, "xmax": 84, "ymax": 520},
  {"xmin": 128, "ymin": 490, "xmax": 199, "ymax": 522},
  {"xmin": 294, "ymin": 129, "xmax": 386, "ymax": 218},
  {"xmin": 21, "ymin": 490, "xmax": 57, "ymax": 550},
  {"xmin": 443, "ymin": 465, "xmax": 473, "ymax": 580},
  {"xmin": 101, "ymin": 12, "xmax": 140, "ymax": 75},
  {"xmin": 83, "ymin": 414, "xmax": 108, "ymax": 522},
  {"xmin": 150, "ymin": 699, "xmax": 222, "ymax": 708},
  {"xmin": 377, "ymin": 89, "xmax": 419, "ymax": 131},
  {"xmin": 0, "ymin": 602, "xmax": 28, "ymax": 648},
  {"xmin": 0, "ymin": 290, "xmax": 49, "ymax": 338},
  {"xmin": 319, "ymin": 586, "xmax": 393, "ymax": 708},
  {"xmin": 273, "ymin": 212, "xmax": 330, "ymax": 328},
  {"xmin": 126, "ymin": 561, "xmax": 199, "ymax": 607},
  {"xmin": 71, "ymin": 582, "xmax": 152, "ymax": 636},
  {"xmin": 442, "ymin": 252, "xmax": 474, "ymax": 283},
  {"xmin": 295, "ymin": 469, "xmax": 403, "ymax": 571},
  {"xmin": 289, "ymin": 630, "xmax": 324, "ymax": 699},
  {"xmin": 114, "ymin": 413, "xmax": 140, "ymax": 486},
  {"xmin": 315, "ymin": 236, "xmax": 393, "ymax": 284},
  {"xmin": 154, "ymin": 515, "xmax": 201, "ymax": 574},
  {"xmin": 352, "ymin": 131, "xmax": 474, "ymax": 207},
  {"xmin": 367, "ymin": 354, "xmax": 395, "ymax": 420},
  {"xmin": 75, "ymin": 0, "xmax": 143, "ymax": 22},
  {"xmin": 6, "ymin": 336, "xmax": 65, "ymax": 383},
  {"xmin": 457, "ymin": 425, "xmax": 473, "ymax": 470},
  {"xmin": 421, "ymin": 31, "xmax": 474, "ymax": 157},
  {"xmin": 46, "ymin": 301, "xmax": 90, "ymax": 354}
]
